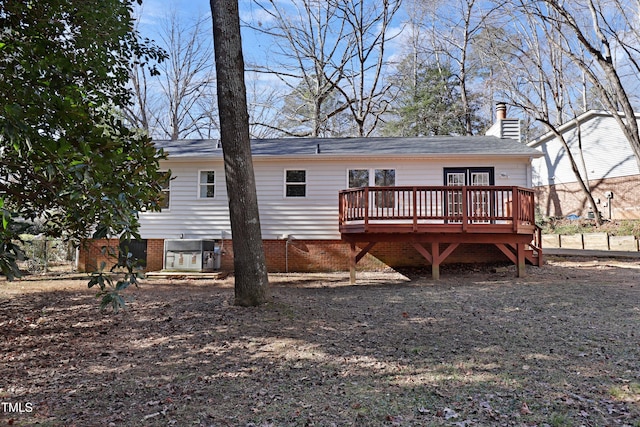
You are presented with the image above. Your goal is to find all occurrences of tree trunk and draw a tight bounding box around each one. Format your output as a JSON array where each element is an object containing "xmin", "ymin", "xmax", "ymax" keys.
[{"xmin": 210, "ymin": 0, "xmax": 270, "ymax": 306}]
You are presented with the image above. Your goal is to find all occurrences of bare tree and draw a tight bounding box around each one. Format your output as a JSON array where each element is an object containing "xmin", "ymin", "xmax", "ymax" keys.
[
  {"xmin": 127, "ymin": 9, "xmax": 218, "ymax": 140},
  {"xmin": 246, "ymin": 75, "xmax": 284, "ymax": 139},
  {"xmin": 247, "ymin": 0, "xmax": 401, "ymax": 137},
  {"xmin": 426, "ymin": 0, "xmax": 493, "ymax": 134},
  {"xmin": 125, "ymin": 58, "xmax": 154, "ymax": 133},
  {"xmin": 333, "ymin": 0, "xmax": 402, "ymax": 136},
  {"xmin": 154, "ymin": 11, "xmax": 218, "ymax": 139},
  {"xmin": 516, "ymin": 0, "xmax": 640, "ymax": 171},
  {"xmin": 122, "ymin": 9, "xmax": 164, "ymax": 134},
  {"xmin": 407, "ymin": 0, "xmax": 500, "ymax": 134},
  {"xmin": 211, "ymin": 0, "xmax": 270, "ymax": 306},
  {"xmin": 490, "ymin": 3, "xmax": 603, "ymax": 223},
  {"xmin": 247, "ymin": 0, "xmax": 352, "ymax": 137}
]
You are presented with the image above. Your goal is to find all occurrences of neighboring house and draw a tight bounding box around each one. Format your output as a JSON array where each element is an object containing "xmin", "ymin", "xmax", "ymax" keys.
[
  {"xmin": 77, "ymin": 105, "xmax": 544, "ymax": 277},
  {"xmin": 528, "ymin": 110, "xmax": 640, "ymax": 220}
]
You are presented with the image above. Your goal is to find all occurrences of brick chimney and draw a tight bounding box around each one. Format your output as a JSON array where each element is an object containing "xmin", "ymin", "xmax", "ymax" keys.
[{"xmin": 496, "ymin": 102, "xmax": 507, "ymax": 120}]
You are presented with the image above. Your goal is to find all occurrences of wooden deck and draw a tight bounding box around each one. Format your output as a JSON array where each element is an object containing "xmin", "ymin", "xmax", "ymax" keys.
[{"xmin": 339, "ymin": 186, "xmax": 543, "ymax": 281}]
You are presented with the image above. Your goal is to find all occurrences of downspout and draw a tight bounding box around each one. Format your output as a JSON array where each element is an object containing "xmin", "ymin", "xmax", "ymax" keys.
[
  {"xmin": 279, "ymin": 234, "xmax": 293, "ymax": 273},
  {"xmin": 285, "ymin": 237, "xmax": 290, "ymax": 273},
  {"xmin": 285, "ymin": 235, "xmax": 294, "ymax": 273}
]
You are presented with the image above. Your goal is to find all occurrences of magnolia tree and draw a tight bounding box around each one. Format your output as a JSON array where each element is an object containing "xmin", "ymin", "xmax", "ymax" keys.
[{"xmin": 0, "ymin": 0, "xmax": 167, "ymax": 309}]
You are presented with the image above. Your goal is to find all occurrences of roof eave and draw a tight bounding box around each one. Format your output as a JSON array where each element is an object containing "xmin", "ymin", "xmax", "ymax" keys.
[
  {"xmin": 528, "ymin": 109, "xmax": 640, "ymax": 147},
  {"xmin": 161, "ymin": 152, "xmax": 543, "ymax": 162}
]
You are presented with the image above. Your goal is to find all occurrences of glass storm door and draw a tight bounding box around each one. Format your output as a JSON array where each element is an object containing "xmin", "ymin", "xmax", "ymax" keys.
[
  {"xmin": 446, "ymin": 172, "xmax": 466, "ymax": 220},
  {"xmin": 470, "ymin": 172, "xmax": 490, "ymax": 221},
  {"xmin": 444, "ymin": 168, "xmax": 494, "ymax": 222}
]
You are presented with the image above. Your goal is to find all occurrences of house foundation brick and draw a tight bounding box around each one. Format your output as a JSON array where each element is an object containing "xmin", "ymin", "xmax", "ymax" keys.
[
  {"xmin": 79, "ymin": 238, "xmax": 512, "ymax": 274},
  {"xmin": 76, "ymin": 239, "xmax": 120, "ymax": 273},
  {"xmin": 535, "ymin": 175, "xmax": 640, "ymax": 219},
  {"xmin": 146, "ymin": 239, "xmax": 164, "ymax": 272}
]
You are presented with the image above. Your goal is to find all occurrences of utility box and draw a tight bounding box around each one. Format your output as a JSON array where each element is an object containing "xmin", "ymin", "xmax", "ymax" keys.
[{"xmin": 164, "ymin": 239, "xmax": 219, "ymax": 272}]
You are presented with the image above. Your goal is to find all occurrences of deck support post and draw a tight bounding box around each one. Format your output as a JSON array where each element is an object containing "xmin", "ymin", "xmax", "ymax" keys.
[
  {"xmin": 348, "ymin": 241, "xmax": 377, "ymax": 284},
  {"xmin": 411, "ymin": 242, "xmax": 459, "ymax": 280},
  {"xmin": 431, "ymin": 242, "xmax": 440, "ymax": 280},
  {"xmin": 349, "ymin": 242, "xmax": 357, "ymax": 284},
  {"xmin": 517, "ymin": 243, "xmax": 526, "ymax": 277}
]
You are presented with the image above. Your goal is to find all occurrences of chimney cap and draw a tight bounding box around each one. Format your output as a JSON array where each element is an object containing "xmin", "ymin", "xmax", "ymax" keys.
[{"xmin": 496, "ymin": 102, "xmax": 507, "ymax": 120}]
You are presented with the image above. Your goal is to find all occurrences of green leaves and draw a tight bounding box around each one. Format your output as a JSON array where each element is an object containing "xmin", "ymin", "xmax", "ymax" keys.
[
  {"xmin": 0, "ymin": 1, "xmax": 166, "ymax": 310},
  {"xmin": 0, "ymin": 199, "xmax": 8, "ymax": 231},
  {"xmin": 0, "ymin": 201, "xmax": 26, "ymax": 280},
  {"xmin": 87, "ymin": 238, "xmax": 145, "ymax": 313}
]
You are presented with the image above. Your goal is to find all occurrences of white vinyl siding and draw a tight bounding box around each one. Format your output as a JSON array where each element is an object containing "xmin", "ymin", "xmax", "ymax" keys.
[
  {"xmin": 531, "ymin": 113, "xmax": 640, "ymax": 187},
  {"xmin": 138, "ymin": 157, "xmax": 532, "ymax": 240}
]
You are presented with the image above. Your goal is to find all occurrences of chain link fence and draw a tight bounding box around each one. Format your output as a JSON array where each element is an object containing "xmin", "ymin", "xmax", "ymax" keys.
[{"xmin": 18, "ymin": 236, "xmax": 76, "ymax": 274}]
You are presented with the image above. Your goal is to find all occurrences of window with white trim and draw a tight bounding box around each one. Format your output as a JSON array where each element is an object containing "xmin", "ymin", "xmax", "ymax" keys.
[
  {"xmin": 159, "ymin": 171, "xmax": 171, "ymax": 210},
  {"xmin": 285, "ymin": 170, "xmax": 306, "ymax": 197},
  {"xmin": 444, "ymin": 167, "xmax": 494, "ymax": 222},
  {"xmin": 347, "ymin": 168, "xmax": 395, "ymax": 187},
  {"xmin": 348, "ymin": 168, "xmax": 395, "ymax": 208},
  {"xmin": 348, "ymin": 169, "xmax": 369, "ymax": 188},
  {"xmin": 199, "ymin": 170, "xmax": 215, "ymax": 198}
]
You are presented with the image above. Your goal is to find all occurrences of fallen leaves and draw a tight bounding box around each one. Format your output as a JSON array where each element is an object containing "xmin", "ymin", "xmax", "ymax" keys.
[{"xmin": 1, "ymin": 263, "xmax": 640, "ymax": 425}]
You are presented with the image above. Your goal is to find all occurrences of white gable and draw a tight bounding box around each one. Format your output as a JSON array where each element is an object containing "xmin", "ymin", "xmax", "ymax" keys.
[{"xmin": 529, "ymin": 112, "xmax": 640, "ymax": 186}]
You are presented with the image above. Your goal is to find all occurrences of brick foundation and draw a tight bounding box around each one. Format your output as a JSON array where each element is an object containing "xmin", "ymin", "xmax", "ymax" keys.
[
  {"xmin": 76, "ymin": 238, "xmax": 164, "ymax": 273},
  {"xmin": 78, "ymin": 238, "xmax": 510, "ymax": 273},
  {"xmin": 536, "ymin": 175, "xmax": 640, "ymax": 219},
  {"xmin": 76, "ymin": 239, "xmax": 120, "ymax": 273}
]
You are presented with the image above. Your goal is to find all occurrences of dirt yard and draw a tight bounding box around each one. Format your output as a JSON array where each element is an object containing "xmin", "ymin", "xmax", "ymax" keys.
[{"xmin": 1, "ymin": 257, "xmax": 639, "ymax": 427}]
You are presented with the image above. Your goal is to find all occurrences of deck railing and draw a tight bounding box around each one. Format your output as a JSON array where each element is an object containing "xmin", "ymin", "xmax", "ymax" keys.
[{"xmin": 339, "ymin": 186, "xmax": 536, "ymax": 232}]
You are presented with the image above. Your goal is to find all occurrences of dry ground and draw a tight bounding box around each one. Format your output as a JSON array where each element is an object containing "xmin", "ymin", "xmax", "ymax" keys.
[{"xmin": 1, "ymin": 257, "xmax": 639, "ymax": 427}]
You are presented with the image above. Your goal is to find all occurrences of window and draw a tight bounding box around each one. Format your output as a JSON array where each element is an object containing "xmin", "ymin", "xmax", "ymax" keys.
[
  {"xmin": 285, "ymin": 170, "xmax": 306, "ymax": 197},
  {"xmin": 199, "ymin": 171, "xmax": 215, "ymax": 198},
  {"xmin": 375, "ymin": 169, "xmax": 395, "ymax": 186},
  {"xmin": 347, "ymin": 168, "xmax": 395, "ymax": 187},
  {"xmin": 444, "ymin": 167, "xmax": 494, "ymax": 186},
  {"xmin": 348, "ymin": 169, "xmax": 369, "ymax": 188},
  {"xmin": 374, "ymin": 169, "xmax": 395, "ymax": 208},
  {"xmin": 444, "ymin": 167, "xmax": 494, "ymax": 221},
  {"xmin": 159, "ymin": 172, "xmax": 171, "ymax": 210},
  {"xmin": 348, "ymin": 168, "xmax": 395, "ymax": 208}
]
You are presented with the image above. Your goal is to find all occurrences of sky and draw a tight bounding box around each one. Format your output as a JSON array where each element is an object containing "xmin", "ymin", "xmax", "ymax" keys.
[
  {"xmin": 135, "ymin": 0, "xmax": 293, "ymax": 69},
  {"xmin": 135, "ymin": 0, "xmax": 410, "ymax": 70}
]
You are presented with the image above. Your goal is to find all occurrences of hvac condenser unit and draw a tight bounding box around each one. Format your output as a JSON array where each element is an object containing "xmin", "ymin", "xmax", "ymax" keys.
[{"xmin": 164, "ymin": 239, "xmax": 220, "ymax": 272}]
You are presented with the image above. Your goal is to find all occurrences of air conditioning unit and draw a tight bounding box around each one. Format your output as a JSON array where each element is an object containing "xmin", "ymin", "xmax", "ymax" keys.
[{"xmin": 164, "ymin": 239, "xmax": 220, "ymax": 272}]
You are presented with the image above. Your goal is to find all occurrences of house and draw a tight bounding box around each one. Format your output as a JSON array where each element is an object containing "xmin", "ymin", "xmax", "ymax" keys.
[
  {"xmin": 77, "ymin": 105, "xmax": 544, "ymax": 278},
  {"xmin": 528, "ymin": 110, "xmax": 640, "ymax": 219}
]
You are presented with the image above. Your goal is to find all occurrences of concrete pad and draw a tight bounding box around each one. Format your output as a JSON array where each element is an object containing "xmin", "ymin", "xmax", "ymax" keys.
[
  {"xmin": 560, "ymin": 234, "xmax": 583, "ymax": 249},
  {"xmin": 609, "ymin": 235, "xmax": 639, "ymax": 251},
  {"xmin": 582, "ymin": 232, "xmax": 609, "ymax": 250},
  {"xmin": 541, "ymin": 234, "xmax": 560, "ymax": 248}
]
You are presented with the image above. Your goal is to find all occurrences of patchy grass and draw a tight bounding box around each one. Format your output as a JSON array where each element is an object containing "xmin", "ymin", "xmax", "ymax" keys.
[
  {"xmin": 1, "ymin": 258, "xmax": 640, "ymax": 426},
  {"xmin": 539, "ymin": 217, "xmax": 640, "ymax": 238}
]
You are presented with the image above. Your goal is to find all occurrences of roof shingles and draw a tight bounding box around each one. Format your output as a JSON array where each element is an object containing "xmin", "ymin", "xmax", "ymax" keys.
[{"xmin": 154, "ymin": 136, "xmax": 542, "ymax": 159}]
